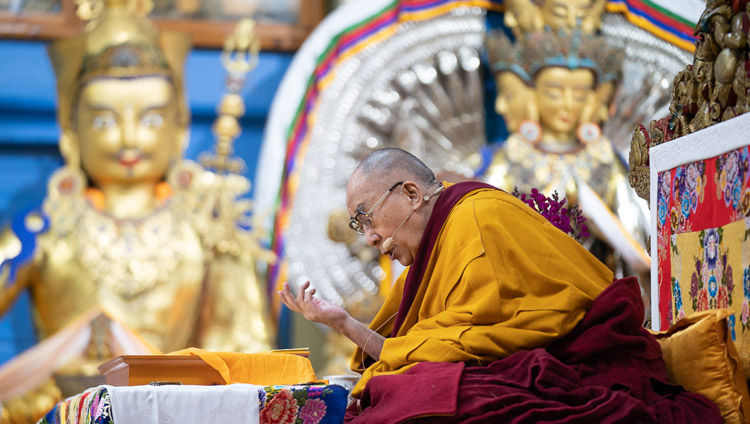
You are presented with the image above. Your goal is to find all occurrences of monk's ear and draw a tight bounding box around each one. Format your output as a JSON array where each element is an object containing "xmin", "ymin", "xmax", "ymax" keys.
[{"xmin": 400, "ymin": 181, "xmax": 423, "ymax": 207}]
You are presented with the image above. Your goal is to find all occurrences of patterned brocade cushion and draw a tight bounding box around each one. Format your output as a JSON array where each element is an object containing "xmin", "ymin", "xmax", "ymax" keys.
[{"xmin": 652, "ymin": 309, "xmax": 750, "ymax": 424}]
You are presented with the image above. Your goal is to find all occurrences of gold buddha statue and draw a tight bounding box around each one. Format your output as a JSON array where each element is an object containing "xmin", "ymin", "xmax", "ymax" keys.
[
  {"xmin": 484, "ymin": 29, "xmax": 651, "ymax": 288},
  {"xmin": 503, "ymin": 0, "xmax": 607, "ymax": 36},
  {"xmin": 0, "ymin": 1, "xmax": 274, "ymax": 421}
]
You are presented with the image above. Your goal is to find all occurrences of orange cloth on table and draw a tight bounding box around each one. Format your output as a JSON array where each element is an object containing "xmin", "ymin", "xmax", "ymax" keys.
[
  {"xmin": 349, "ymin": 187, "xmax": 613, "ymax": 398},
  {"xmin": 169, "ymin": 348, "xmax": 318, "ymax": 385}
]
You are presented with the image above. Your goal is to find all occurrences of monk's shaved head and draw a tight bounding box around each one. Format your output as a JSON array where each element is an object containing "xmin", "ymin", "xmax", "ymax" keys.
[
  {"xmin": 354, "ymin": 148, "xmax": 436, "ymax": 186},
  {"xmin": 346, "ymin": 148, "xmax": 442, "ymax": 266}
]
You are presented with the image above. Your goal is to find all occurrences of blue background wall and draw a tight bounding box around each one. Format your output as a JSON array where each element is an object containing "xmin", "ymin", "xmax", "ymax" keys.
[{"xmin": 0, "ymin": 39, "xmax": 293, "ymax": 364}]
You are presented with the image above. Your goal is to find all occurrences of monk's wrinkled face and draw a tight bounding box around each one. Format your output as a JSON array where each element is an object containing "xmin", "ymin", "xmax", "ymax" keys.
[
  {"xmin": 534, "ymin": 67, "xmax": 595, "ymax": 139},
  {"xmin": 73, "ymin": 76, "xmax": 183, "ymax": 188},
  {"xmin": 495, "ymin": 71, "xmax": 529, "ymax": 133},
  {"xmin": 346, "ymin": 171, "xmax": 421, "ymax": 266},
  {"xmin": 540, "ymin": 0, "xmax": 596, "ymax": 32}
]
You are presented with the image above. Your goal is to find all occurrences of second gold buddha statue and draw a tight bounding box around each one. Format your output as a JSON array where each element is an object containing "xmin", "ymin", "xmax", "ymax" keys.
[
  {"xmin": 0, "ymin": 1, "xmax": 275, "ymax": 422},
  {"xmin": 484, "ymin": 29, "xmax": 651, "ymax": 292}
]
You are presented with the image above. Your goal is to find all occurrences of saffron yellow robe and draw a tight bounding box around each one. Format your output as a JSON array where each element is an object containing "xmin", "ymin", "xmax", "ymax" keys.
[{"xmin": 350, "ymin": 187, "xmax": 613, "ymax": 397}]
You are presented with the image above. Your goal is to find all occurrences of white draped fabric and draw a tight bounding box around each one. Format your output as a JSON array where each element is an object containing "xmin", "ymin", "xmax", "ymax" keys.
[{"xmin": 108, "ymin": 384, "xmax": 261, "ymax": 424}]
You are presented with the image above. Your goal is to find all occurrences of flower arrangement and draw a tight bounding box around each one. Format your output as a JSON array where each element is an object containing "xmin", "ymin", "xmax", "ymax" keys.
[{"xmin": 512, "ymin": 187, "xmax": 589, "ymax": 242}]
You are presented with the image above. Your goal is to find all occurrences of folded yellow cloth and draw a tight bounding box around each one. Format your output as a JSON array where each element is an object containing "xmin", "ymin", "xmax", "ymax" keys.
[{"xmin": 169, "ymin": 348, "xmax": 318, "ymax": 386}]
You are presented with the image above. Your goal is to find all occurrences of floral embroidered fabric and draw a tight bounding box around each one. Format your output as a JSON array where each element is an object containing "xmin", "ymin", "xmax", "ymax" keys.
[
  {"xmin": 258, "ymin": 385, "xmax": 346, "ymax": 424},
  {"xmin": 657, "ymin": 145, "xmax": 750, "ymax": 375},
  {"xmin": 38, "ymin": 387, "xmax": 112, "ymax": 424}
]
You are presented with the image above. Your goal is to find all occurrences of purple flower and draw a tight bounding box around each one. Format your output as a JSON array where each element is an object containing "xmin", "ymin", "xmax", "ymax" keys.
[
  {"xmin": 90, "ymin": 392, "xmax": 100, "ymax": 417},
  {"xmin": 726, "ymin": 264, "xmax": 734, "ymax": 294},
  {"xmin": 512, "ymin": 187, "xmax": 588, "ymax": 242},
  {"xmin": 307, "ymin": 387, "xmax": 322, "ymax": 398},
  {"xmin": 690, "ymin": 272, "xmax": 699, "ymax": 299},
  {"xmin": 299, "ymin": 399, "xmax": 327, "ymax": 424}
]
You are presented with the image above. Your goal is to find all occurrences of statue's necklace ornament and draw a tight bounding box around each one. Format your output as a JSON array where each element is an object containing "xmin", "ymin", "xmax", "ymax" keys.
[
  {"xmin": 75, "ymin": 203, "xmax": 185, "ymax": 299},
  {"xmin": 44, "ymin": 166, "xmax": 189, "ymax": 299},
  {"xmin": 501, "ymin": 132, "xmax": 616, "ymax": 195}
]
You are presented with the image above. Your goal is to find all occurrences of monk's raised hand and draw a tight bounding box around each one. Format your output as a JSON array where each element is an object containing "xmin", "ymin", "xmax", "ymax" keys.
[{"xmin": 278, "ymin": 281, "xmax": 349, "ymax": 330}]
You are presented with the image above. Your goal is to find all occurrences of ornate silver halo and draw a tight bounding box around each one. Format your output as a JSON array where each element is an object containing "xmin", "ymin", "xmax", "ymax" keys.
[{"xmin": 284, "ymin": 6, "xmax": 487, "ymax": 317}]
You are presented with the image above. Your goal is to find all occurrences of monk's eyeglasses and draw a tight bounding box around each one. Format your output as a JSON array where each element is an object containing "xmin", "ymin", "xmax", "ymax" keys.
[{"xmin": 349, "ymin": 181, "xmax": 404, "ymax": 235}]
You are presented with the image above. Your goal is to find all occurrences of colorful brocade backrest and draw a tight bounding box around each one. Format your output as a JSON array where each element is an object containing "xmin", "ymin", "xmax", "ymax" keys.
[{"xmin": 650, "ymin": 113, "xmax": 750, "ymax": 378}]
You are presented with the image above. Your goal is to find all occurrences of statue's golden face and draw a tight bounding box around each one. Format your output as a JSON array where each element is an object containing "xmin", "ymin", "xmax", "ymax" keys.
[
  {"xmin": 73, "ymin": 76, "xmax": 183, "ymax": 188},
  {"xmin": 534, "ymin": 67, "xmax": 595, "ymax": 138},
  {"xmin": 540, "ymin": 0, "xmax": 596, "ymax": 32},
  {"xmin": 494, "ymin": 72, "xmax": 529, "ymax": 133}
]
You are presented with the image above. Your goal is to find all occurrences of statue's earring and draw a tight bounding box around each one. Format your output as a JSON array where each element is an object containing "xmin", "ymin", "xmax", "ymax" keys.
[
  {"xmin": 53, "ymin": 130, "xmax": 87, "ymax": 198},
  {"xmin": 518, "ymin": 120, "xmax": 542, "ymax": 145},
  {"xmin": 576, "ymin": 122, "xmax": 602, "ymax": 145},
  {"xmin": 44, "ymin": 166, "xmax": 88, "ymax": 232},
  {"xmin": 167, "ymin": 159, "xmax": 203, "ymax": 191},
  {"xmin": 48, "ymin": 166, "xmax": 86, "ymax": 198}
]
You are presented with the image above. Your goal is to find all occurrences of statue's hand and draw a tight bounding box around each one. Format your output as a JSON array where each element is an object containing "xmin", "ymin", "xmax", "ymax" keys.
[
  {"xmin": 278, "ymin": 281, "xmax": 349, "ymax": 331},
  {"xmin": 0, "ymin": 227, "xmax": 29, "ymax": 317}
]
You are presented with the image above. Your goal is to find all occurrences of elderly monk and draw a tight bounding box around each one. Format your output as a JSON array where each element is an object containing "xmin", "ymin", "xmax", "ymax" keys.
[{"xmin": 279, "ymin": 148, "xmax": 720, "ymax": 423}]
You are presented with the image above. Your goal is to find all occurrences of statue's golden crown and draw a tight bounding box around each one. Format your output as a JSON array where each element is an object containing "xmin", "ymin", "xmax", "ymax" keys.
[
  {"xmin": 487, "ymin": 30, "xmax": 624, "ymax": 86},
  {"xmin": 48, "ymin": 0, "xmax": 192, "ymax": 130}
]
